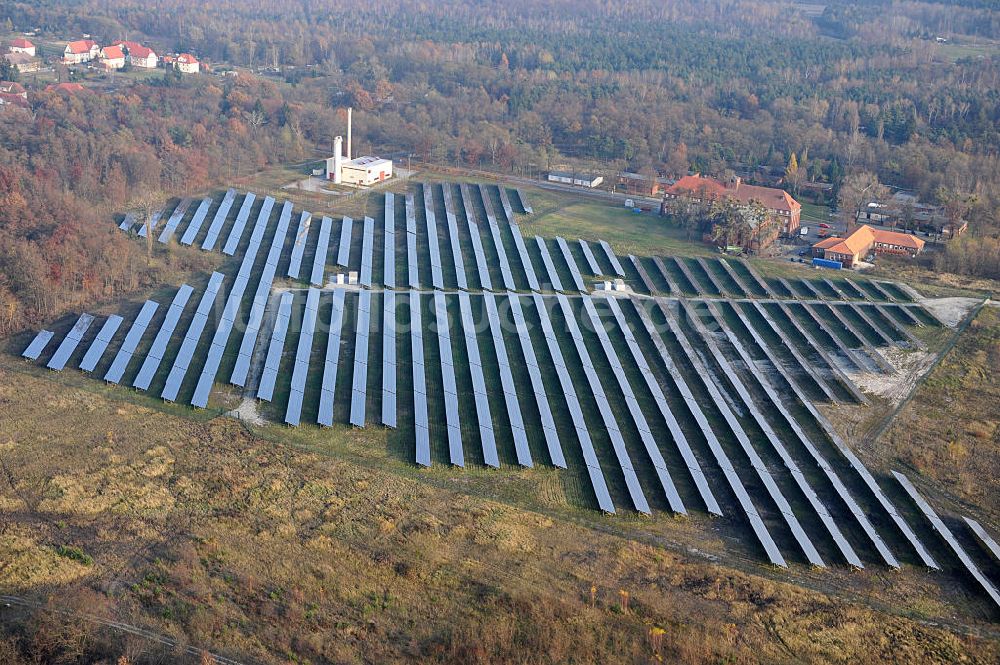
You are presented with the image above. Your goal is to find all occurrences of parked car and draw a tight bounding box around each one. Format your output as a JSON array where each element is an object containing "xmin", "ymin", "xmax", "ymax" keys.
[{"xmin": 818, "ymin": 222, "xmax": 831, "ymax": 229}]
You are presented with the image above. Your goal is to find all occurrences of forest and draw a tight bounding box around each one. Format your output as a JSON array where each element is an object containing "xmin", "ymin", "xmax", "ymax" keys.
[{"xmin": 0, "ymin": 0, "xmax": 998, "ymax": 333}]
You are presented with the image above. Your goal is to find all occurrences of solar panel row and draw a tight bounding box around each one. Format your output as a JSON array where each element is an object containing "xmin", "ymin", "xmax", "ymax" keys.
[
  {"xmin": 796, "ymin": 302, "xmax": 881, "ymax": 373},
  {"xmin": 555, "ymin": 295, "xmax": 650, "ymax": 515},
  {"xmin": 79, "ymin": 315, "xmax": 124, "ymax": 373},
  {"xmin": 318, "ymin": 290, "xmax": 347, "ymax": 427},
  {"xmin": 222, "ymin": 193, "xmax": 261, "ymax": 255},
  {"xmin": 577, "ymin": 240, "xmax": 601, "ymax": 275},
  {"xmin": 311, "ymin": 216, "xmax": 333, "ymax": 287},
  {"xmin": 964, "ymin": 517, "xmax": 1000, "ymax": 564},
  {"xmin": 423, "ymin": 186, "xmax": 445, "ymax": 290},
  {"xmin": 230, "ymin": 201, "xmax": 293, "ymax": 386},
  {"xmin": 441, "ymin": 184, "xmax": 468, "ymax": 290},
  {"xmin": 894, "ymin": 472, "xmax": 994, "ymax": 603},
  {"xmin": 657, "ymin": 300, "xmax": 824, "ymax": 566},
  {"xmin": 411, "ymin": 292, "xmax": 431, "ymax": 466},
  {"xmin": 193, "ymin": 195, "xmax": 277, "ymax": 404},
  {"xmin": 434, "ymin": 292, "xmax": 463, "ymax": 465},
  {"xmin": 516, "ymin": 188, "xmax": 533, "ymax": 215},
  {"xmin": 350, "ymin": 290, "xmax": 372, "ymax": 427},
  {"xmin": 697, "ymin": 299, "xmax": 894, "ymax": 568},
  {"xmin": 47, "ymin": 313, "xmax": 96, "ymax": 371},
  {"xmin": 555, "ymin": 237, "xmax": 587, "ymax": 292},
  {"xmin": 506, "ymin": 295, "xmax": 565, "ymax": 467},
  {"xmin": 336, "ymin": 216, "xmax": 353, "ymax": 267},
  {"xmin": 287, "ymin": 211, "xmax": 313, "ymax": 279},
  {"xmin": 716, "ymin": 259, "xmax": 753, "ymax": 297},
  {"xmin": 360, "ymin": 216, "xmax": 375, "ymax": 287},
  {"xmin": 530, "ymin": 294, "xmax": 614, "ymax": 513},
  {"xmin": 651, "ymin": 256, "xmax": 682, "ymax": 294},
  {"xmin": 580, "ymin": 297, "xmax": 685, "ymax": 514},
  {"xmin": 104, "ymin": 300, "xmax": 160, "ymax": 384},
  {"xmin": 161, "ymin": 272, "xmax": 226, "ymax": 402},
  {"xmin": 457, "ymin": 292, "xmax": 499, "ymax": 467},
  {"xmin": 285, "ymin": 287, "xmax": 320, "ymax": 426},
  {"xmin": 670, "ymin": 257, "xmax": 701, "ymax": 294},
  {"xmin": 598, "ymin": 240, "xmax": 625, "ymax": 276},
  {"xmin": 684, "ymin": 300, "xmax": 859, "ymax": 566},
  {"xmin": 628, "ymin": 255, "xmax": 656, "ymax": 294},
  {"xmin": 602, "ymin": 298, "xmax": 719, "ymax": 515},
  {"xmin": 199, "ymin": 189, "xmax": 237, "ymax": 251},
  {"xmin": 381, "ymin": 292, "xmax": 397, "ymax": 428},
  {"xmin": 508, "ymin": 224, "xmax": 539, "ymax": 291},
  {"xmin": 479, "ymin": 185, "xmax": 517, "ymax": 291},
  {"xmin": 136, "ymin": 210, "xmax": 163, "ymax": 239},
  {"xmin": 257, "ymin": 291, "xmax": 294, "ymax": 403},
  {"xmin": 405, "ymin": 193, "xmax": 419, "ymax": 289},
  {"xmin": 626, "ymin": 299, "xmax": 785, "ymax": 566},
  {"xmin": 534, "ymin": 236, "xmax": 564, "ymax": 292},
  {"xmin": 814, "ymin": 303, "xmax": 893, "ymax": 373},
  {"xmin": 133, "ymin": 284, "xmax": 195, "ymax": 391},
  {"xmin": 157, "ymin": 198, "xmax": 192, "ymax": 243},
  {"xmin": 119, "ymin": 212, "xmax": 138, "ymax": 232},
  {"xmin": 460, "ymin": 184, "xmax": 492, "ymax": 291},
  {"xmin": 383, "ymin": 194, "xmax": 396, "ymax": 288},
  {"xmin": 483, "ymin": 293, "xmax": 532, "ymax": 467},
  {"xmin": 693, "ymin": 257, "xmax": 725, "ymax": 294},
  {"xmin": 22, "ymin": 329, "xmax": 55, "ymax": 360},
  {"xmin": 497, "ymin": 186, "xmax": 515, "ymax": 225},
  {"xmin": 179, "ymin": 197, "xmax": 214, "ymax": 246}
]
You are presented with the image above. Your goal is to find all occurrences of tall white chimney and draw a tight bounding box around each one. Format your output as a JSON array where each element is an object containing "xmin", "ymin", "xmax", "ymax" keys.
[
  {"xmin": 347, "ymin": 107, "xmax": 352, "ymax": 161},
  {"xmin": 333, "ymin": 135, "xmax": 343, "ymax": 184}
]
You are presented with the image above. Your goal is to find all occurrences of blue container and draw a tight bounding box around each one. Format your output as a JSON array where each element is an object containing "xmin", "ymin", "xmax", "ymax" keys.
[{"xmin": 812, "ymin": 257, "xmax": 843, "ymax": 270}]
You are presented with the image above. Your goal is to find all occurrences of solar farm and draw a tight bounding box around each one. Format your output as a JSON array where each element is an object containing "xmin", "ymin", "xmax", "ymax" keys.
[{"xmin": 16, "ymin": 181, "xmax": 1000, "ymax": 616}]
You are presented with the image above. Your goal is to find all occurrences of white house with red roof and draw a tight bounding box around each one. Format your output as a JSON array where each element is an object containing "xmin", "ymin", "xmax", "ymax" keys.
[
  {"xmin": 8, "ymin": 37, "xmax": 36, "ymax": 57},
  {"xmin": 174, "ymin": 53, "xmax": 200, "ymax": 74},
  {"xmin": 100, "ymin": 45, "xmax": 126, "ymax": 70},
  {"xmin": 663, "ymin": 173, "xmax": 802, "ymax": 237},
  {"xmin": 126, "ymin": 44, "xmax": 158, "ymax": 69},
  {"xmin": 64, "ymin": 39, "xmax": 101, "ymax": 64}
]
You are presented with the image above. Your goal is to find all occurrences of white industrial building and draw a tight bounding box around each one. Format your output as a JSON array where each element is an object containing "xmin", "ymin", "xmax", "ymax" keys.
[
  {"xmin": 548, "ymin": 171, "xmax": 603, "ymax": 188},
  {"xmin": 324, "ymin": 108, "xmax": 393, "ymax": 187}
]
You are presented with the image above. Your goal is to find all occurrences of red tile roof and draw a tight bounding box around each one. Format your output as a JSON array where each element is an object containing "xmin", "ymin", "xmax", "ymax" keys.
[
  {"xmin": 112, "ymin": 40, "xmax": 143, "ymax": 51},
  {"xmin": 665, "ymin": 174, "xmax": 801, "ymax": 213},
  {"xmin": 11, "ymin": 38, "xmax": 34, "ymax": 49},
  {"xmin": 46, "ymin": 82, "xmax": 86, "ymax": 93},
  {"xmin": 812, "ymin": 225, "xmax": 925, "ymax": 258},
  {"xmin": 128, "ymin": 44, "xmax": 155, "ymax": 58},
  {"xmin": 177, "ymin": 53, "xmax": 199, "ymax": 64},
  {"xmin": 0, "ymin": 81, "xmax": 26, "ymax": 94},
  {"xmin": 66, "ymin": 39, "xmax": 98, "ymax": 54},
  {"xmin": 102, "ymin": 45, "xmax": 125, "ymax": 60},
  {"xmin": 0, "ymin": 92, "xmax": 29, "ymax": 107}
]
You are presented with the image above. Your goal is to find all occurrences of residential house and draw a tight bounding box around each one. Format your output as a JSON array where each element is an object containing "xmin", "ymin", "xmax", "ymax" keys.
[
  {"xmin": 617, "ymin": 171, "xmax": 672, "ymax": 197},
  {"xmin": 662, "ymin": 173, "xmax": 802, "ymax": 237},
  {"xmin": 0, "ymin": 82, "xmax": 28, "ymax": 108},
  {"xmin": 63, "ymin": 39, "xmax": 100, "ymax": 64},
  {"xmin": 127, "ymin": 44, "xmax": 158, "ymax": 69},
  {"xmin": 100, "ymin": 45, "xmax": 126, "ymax": 70},
  {"xmin": 4, "ymin": 52, "xmax": 41, "ymax": 73},
  {"xmin": 45, "ymin": 82, "xmax": 86, "ymax": 94},
  {"xmin": 175, "ymin": 53, "xmax": 199, "ymax": 74},
  {"xmin": 811, "ymin": 224, "xmax": 925, "ymax": 268},
  {"xmin": 8, "ymin": 37, "xmax": 36, "ymax": 57}
]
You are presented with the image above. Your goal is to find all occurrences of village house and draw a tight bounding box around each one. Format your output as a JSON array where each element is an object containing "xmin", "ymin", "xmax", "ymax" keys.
[
  {"xmin": 45, "ymin": 82, "xmax": 86, "ymax": 94},
  {"xmin": 617, "ymin": 171, "xmax": 673, "ymax": 197},
  {"xmin": 100, "ymin": 45, "xmax": 126, "ymax": 70},
  {"xmin": 8, "ymin": 37, "xmax": 36, "ymax": 57},
  {"xmin": 175, "ymin": 53, "xmax": 200, "ymax": 74},
  {"xmin": 3, "ymin": 52, "xmax": 40, "ymax": 73},
  {"xmin": 811, "ymin": 224, "xmax": 925, "ymax": 268},
  {"xmin": 0, "ymin": 81, "xmax": 28, "ymax": 108},
  {"xmin": 127, "ymin": 44, "xmax": 158, "ymax": 69},
  {"xmin": 63, "ymin": 39, "xmax": 100, "ymax": 64},
  {"xmin": 662, "ymin": 173, "xmax": 802, "ymax": 236}
]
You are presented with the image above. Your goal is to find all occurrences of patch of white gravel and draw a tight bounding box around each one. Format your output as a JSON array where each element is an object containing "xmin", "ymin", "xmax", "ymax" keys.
[
  {"xmin": 918, "ymin": 296, "xmax": 980, "ymax": 328},
  {"xmin": 849, "ymin": 347, "xmax": 937, "ymax": 404},
  {"xmin": 226, "ymin": 397, "xmax": 266, "ymax": 426}
]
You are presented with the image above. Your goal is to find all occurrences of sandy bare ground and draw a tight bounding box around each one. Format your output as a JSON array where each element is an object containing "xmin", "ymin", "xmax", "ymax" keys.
[
  {"xmin": 849, "ymin": 347, "xmax": 935, "ymax": 403},
  {"xmin": 225, "ymin": 397, "xmax": 266, "ymax": 426},
  {"xmin": 917, "ymin": 296, "xmax": 981, "ymax": 327}
]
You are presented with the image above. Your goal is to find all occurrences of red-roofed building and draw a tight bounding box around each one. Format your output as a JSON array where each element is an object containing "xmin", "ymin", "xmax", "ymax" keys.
[
  {"xmin": 0, "ymin": 81, "xmax": 26, "ymax": 97},
  {"xmin": 64, "ymin": 39, "xmax": 100, "ymax": 64},
  {"xmin": 127, "ymin": 44, "xmax": 158, "ymax": 69},
  {"xmin": 663, "ymin": 174, "xmax": 802, "ymax": 237},
  {"xmin": 100, "ymin": 45, "xmax": 126, "ymax": 70},
  {"xmin": 811, "ymin": 225, "xmax": 925, "ymax": 268},
  {"xmin": 174, "ymin": 53, "xmax": 200, "ymax": 74},
  {"xmin": 8, "ymin": 37, "xmax": 36, "ymax": 57}
]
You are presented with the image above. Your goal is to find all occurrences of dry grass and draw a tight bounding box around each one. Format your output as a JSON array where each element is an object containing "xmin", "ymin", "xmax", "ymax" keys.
[{"xmin": 0, "ymin": 361, "xmax": 997, "ymax": 663}]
